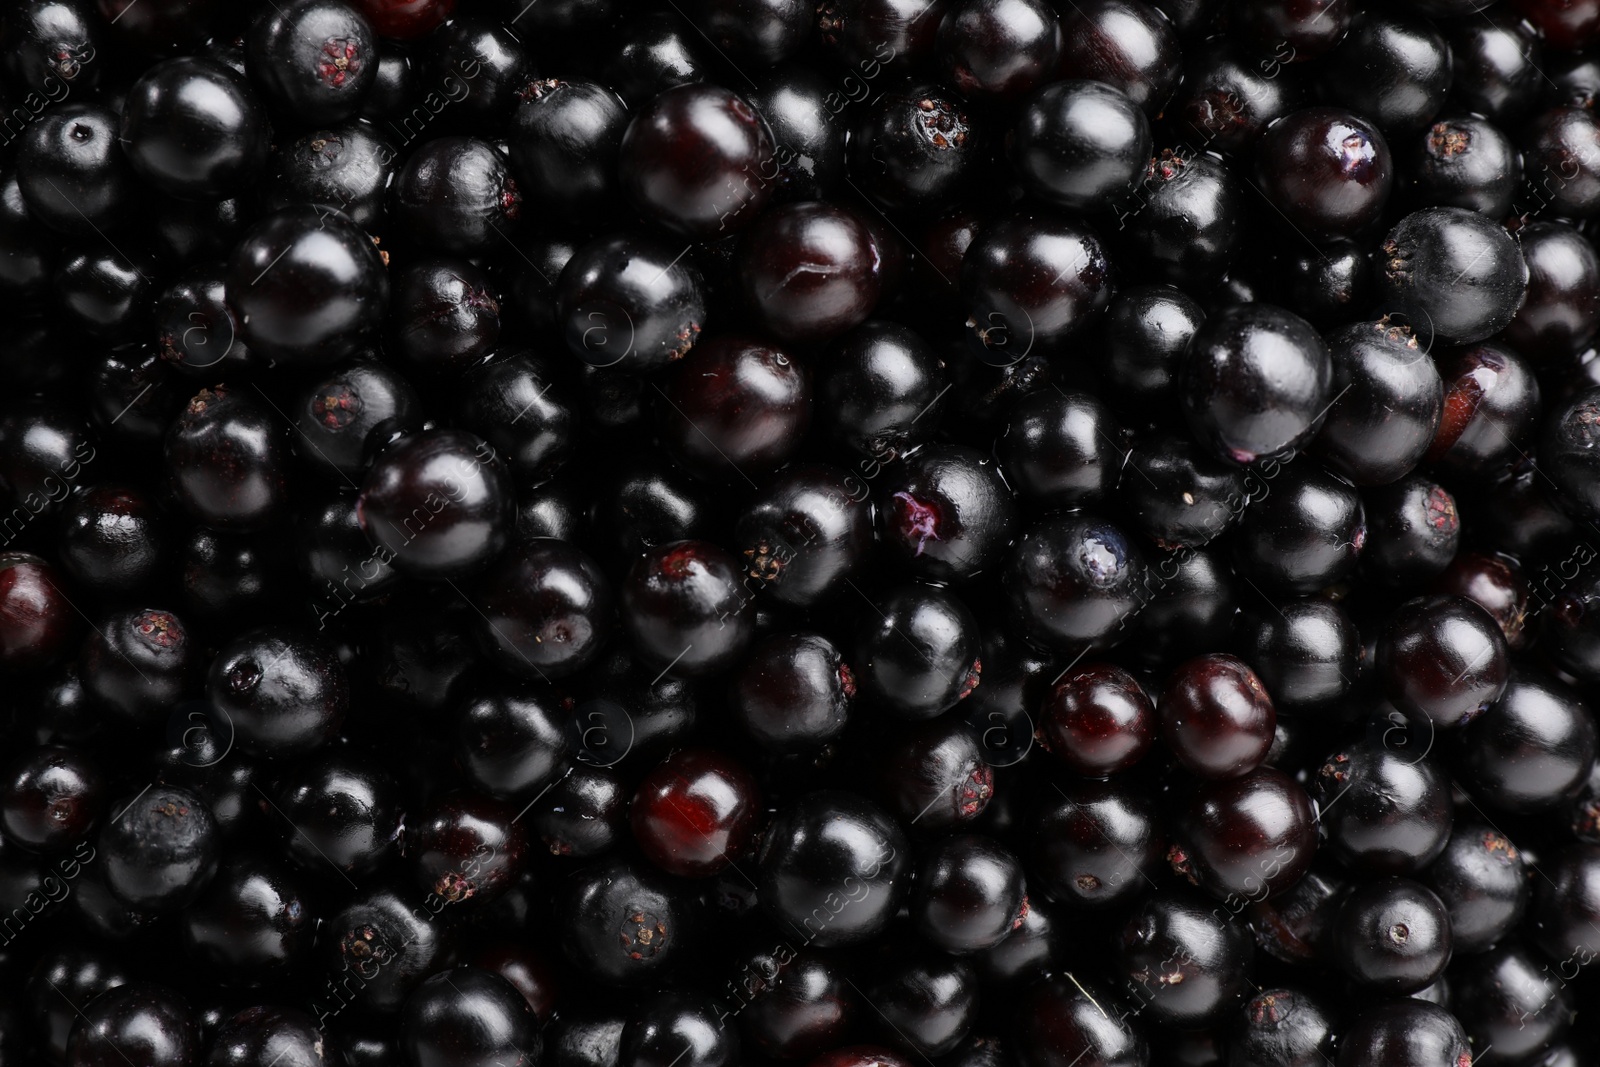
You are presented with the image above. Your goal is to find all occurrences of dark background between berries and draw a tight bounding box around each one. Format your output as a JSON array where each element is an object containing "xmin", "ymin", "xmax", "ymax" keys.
[{"xmin": 5, "ymin": 0, "xmax": 1600, "ymax": 1066}]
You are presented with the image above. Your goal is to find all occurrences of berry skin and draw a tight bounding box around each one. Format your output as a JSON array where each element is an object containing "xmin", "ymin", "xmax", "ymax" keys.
[
  {"xmin": 0, "ymin": 744, "xmax": 103, "ymax": 852},
  {"xmin": 877, "ymin": 444, "xmax": 1017, "ymax": 580},
  {"xmin": 1014, "ymin": 975, "xmax": 1148, "ymax": 1067},
  {"xmin": 555, "ymin": 233, "xmax": 708, "ymax": 373},
  {"xmin": 629, "ymin": 748, "xmax": 760, "ymax": 877},
  {"xmin": 757, "ymin": 790, "xmax": 910, "ymax": 946},
  {"xmin": 0, "ymin": 553, "xmax": 78, "ymax": 671},
  {"xmin": 1036, "ymin": 663, "xmax": 1155, "ymax": 777},
  {"xmin": 909, "ymin": 834, "xmax": 1025, "ymax": 954},
  {"xmin": 557, "ymin": 855, "xmax": 695, "ymax": 984},
  {"xmin": 738, "ymin": 202, "xmax": 884, "ymax": 342},
  {"xmin": 855, "ymin": 584, "xmax": 982, "ymax": 720},
  {"xmin": 1311, "ymin": 319, "xmax": 1441, "ymax": 486},
  {"xmin": 1311, "ymin": 737, "xmax": 1454, "ymax": 875},
  {"xmin": 1334, "ymin": 1000, "xmax": 1471, "ymax": 1067},
  {"xmin": 1375, "ymin": 207, "xmax": 1529, "ymax": 346},
  {"xmin": 1424, "ymin": 820, "xmax": 1527, "ymax": 956},
  {"xmin": 1113, "ymin": 888, "xmax": 1254, "ymax": 1029},
  {"xmin": 352, "ymin": 0, "xmax": 455, "ymax": 39},
  {"xmin": 1057, "ymin": 0, "xmax": 1180, "ymax": 114},
  {"xmin": 119, "ymin": 57, "xmax": 271, "ymax": 198},
  {"xmin": 1180, "ymin": 304, "xmax": 1332, "ymax": 467},
  {"xmin": 1376, "ymin": 595, "xmax": 1510, "ymax": 730},
  {"xmin": 356, "ymin": 429, "xmax": 515, "ymax": 581},
  {"xmin": 962, "ymin": 210, "xmax": 1114, "ymax": 361},
  {"xmin": 619, "ymin": 84, "xmax": 776, "ymax": 237},
  {"xmin": 731, "ymin": 632, "xmax": 854, "ymax": 752},
  {"xmin": 166, "ymin": 385, "xmax": 292, "ymax": 531},
  {"xmin": 473, "ymin": 540, "xmax": 614, "ymax": 681},
  {"xmin": 1003, "ymin": 514, "xmax": 1147, "ymax": 650},
  {"xmin": 408, "ymin": 792, "xmax": 527, "ymax": 907},
  {"xmin": 1256, "ymin": 107, "xmax": 1393, "ymax": 238},
  {"xmin": 1169, "ymin": 767, "xmax": 1317, "ymax": 902},
  {"xmin": 1159, "ymin": 654, "xmax": 1275, "ymax": 779},
  {"xmin": 79, "ymin": 607, "xmax": 195, "ymax": 724},
  {"xmin": 1333, "ymin": 877, "xmax": 1453, "ymax": 994},
  {"xmin": 206, "ymin": 625, "xmax": 347, "ymax": 758},
  {"xmin": 1010, "ymin": 80, "xmax": 1149, "ymax": 211},
  {"xmin": 66, "ymin": 984, "xmax": 199, "ymax": 1067},
  {"xmin": 225, "ymin": 205, "xmax": 390, "ymax": 366},
  {"xmin": 659, "ymin": 335, "xmax": 811, "ymax": 476},
  {"xmin": 399, "ymin": 967, "xmax": 540, "ymax": 1067},
  {"xmin": 99, "ymin": 785, "xmax": 219, "ymax": 913}
]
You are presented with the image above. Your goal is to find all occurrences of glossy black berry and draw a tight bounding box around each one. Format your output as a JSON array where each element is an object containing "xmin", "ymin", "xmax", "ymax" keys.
[
  {"xmin": 79, "ymin": 607, "xmax": 195, "ymax": 723},
  {"xmin": 731, "ymin": 632, "xmax": 853, "ymax": 752},
  {"xmin": 855, "ymin": 584, "xmax": 981, "ymax": 719},
  {"xmin": 1237, "ymin": 598, "xmax": 1359, "ymax": 711},
  {"xmin": 1000, "ymin": 390, "xmax": 1123, "ymax": 511},
  {"xmin": 1098, "ymin": 284, "xmax": 1205, "ymax": 411},
  {"xmin": 1361, "ymin": 474, "xmax": 1459, "ymax": 587},
  {"xmin": 1009, "ymin": 80, "xmax": 1148, "ymax": 211},
  {"xmin": 399, "ymin": 967, "xmax": 540, "ymax": 1067},
  {"xmin": 734, "ymin": 464, "xmax": 871, "ymax": 608},
  {"xmin": 757, "ymin": 790, "xmax": 909, "ymax": 947},
  {"xmin": 1232, "ymin": 460, "xmax": 1364, "ymax": 595},
  {"xmin": 849, "ymin": 84, "xmax": 978, "ymax": 212},
  {"xmin": 817, "ymin": 320, "xmax": 947, "ymax": 458},
  {"xmin": 620, "ymin": 83, "xmax": 776, "ymax": 236},
  {"xmin": 1013, "ymin": 976, "xmax": 1147, "ymax": 1067},
  {"xmin": 1057, "ymin": 0, "xmax": 1179, "ymax": 115},
  {"xmin": 119, "ymin": 57, "xmax": 271, "ymax": 199},
  {"xmin": 1257, "ymin": 107, "xmax": 1392, "ymax": 238},
  {"xmin": 226, "ymin": 204, "xmax": 390, "ymax": 365},
  {"xmin": 356, "ymin": 429, "xmax": 514, "ymax": 580},
  {"xmin": 409, "ymin": 791, "xmax": 527, "ymax": 906},
  {"xmin": 16, "ymin": 103, "xmax": 133, "ymax": 237},
  {"xmin": 272, "ymin": 751, "xmax": 402, "ymax": 876},
  {"xmin": 99, "ymin": 784, "xmax": 218, "ymax": 913},
  {"xmin": 555, "ymin": 233, "xmax": 707, "ymax": 373},
  {"xmin": 209, "ymin": 1007, "xmax": 331, "ymax": 1067},
  {"xmin": 1312, "ymin": 737, "xmax": 1453, "ymax": 874},
  {"xmin": 878, "ymin": 445, "xmax": 1016, "ymax": 579},
  {"xmin": 265, "ymin": 123, "xmax": 396, "ymax": 230},
  {"xmin": 1116, "ymin": 151, "xmax": 1246, "ymax": 288},
  {"xmin": 1376, "ymin": 594, "xmax": 1510, "ymax": 730},
  {"xmin": 659, "ymin": 335, "xmax": 810, "ymax": 476},
  {"xmin": 1329, "ymin": 22, "xmax": 1452, "ymax": 132},
  {"xmin": 1335, "ymin": 1000, "xmax": 1469, "ymax": 1067},
  {"xmin": 181, "ymin": 851, "xmax": 316, "ymax": 981},
  {"xmin": 0, "ymin": 743, "xmax": 103, "ymax": 852},
  {"xmin": 1004, "ymin": 514, "xmax": 1146, "ymax": 649},
  {"xmin": 206, "ymin": 624, "xmax": 347, "ymax": 757},
  {"xmin": 1114, "ymin": 888, "xmax": 1254, "ymax": 1028},
  {"xmin": 558, "ymin": 855, "xmax": 694, "ymax": 983},
  {"xmin": 1334, "ymin": 876, "xmax": 1452, "ymax": 993},
  {"xmin": 962, "ymin": 211, "xmax": 1113, "ymax": 361},
  {"xmin": 66, "ymin": 984, "xmax": 199, "ymax": 1067},
  {"xmin": 247, "ymin": 0, "xmax": 378, "ymax": 125},
  {"xmin": 1121, "ymin": 433, "xmax": 1245, "ymax": 550},
  {"xmin": 738, "ymin": 202, "xmax": 884, "ymax": 342},
  {"xmin": 1181, "ymin": 303, "xmax": 1331, "ymax": 467},
  {"xmin": 1455, "ymin": 667, "xmax": 1598, "ymax": 813},
  {"xmin": 1427, "ymin": 341, "xmax": 1541, "ymax": 477},
  {"xmin": 1228, "ymin": 988, "xmax": 1334, "ymax": 1067},
  {"xmin": 1376, "ymin": 207, "xmax": 1528, "ymax": 346},
  {"xmin": 393, "ymin": 136, "xmax": 521, "ymax": 255},
  {"xmin": 1423, "ymin": 819, "xmax": 1527, "ymax": 955},
  {"xmin": 1311, "ymin": 319, "xmax": 1441, "ymax": 486}
]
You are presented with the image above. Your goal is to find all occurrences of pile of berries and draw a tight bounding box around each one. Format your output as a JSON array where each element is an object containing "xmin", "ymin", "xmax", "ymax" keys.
[{"xmin": 8, "ymin": 0, "xmax": 1600, "ymax": 1065}]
